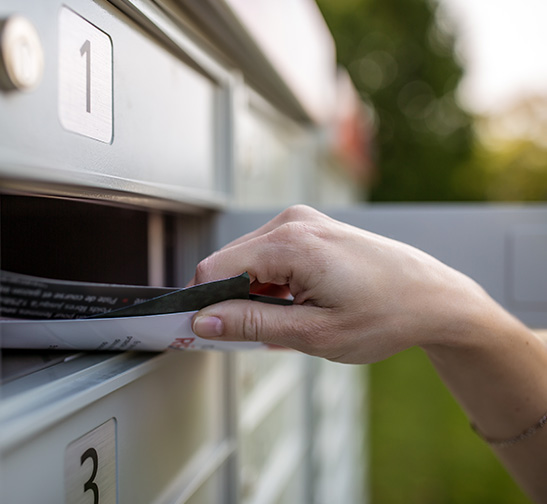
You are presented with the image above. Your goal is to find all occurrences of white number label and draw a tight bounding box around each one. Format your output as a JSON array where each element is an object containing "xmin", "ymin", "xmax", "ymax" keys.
[
  {"xmin": 65, "ymin": 418, "xmax": 117, "ymax": 504},
  {"xmin": 58, "ymin": 7, "xmax": 113, "ymax": 143}
]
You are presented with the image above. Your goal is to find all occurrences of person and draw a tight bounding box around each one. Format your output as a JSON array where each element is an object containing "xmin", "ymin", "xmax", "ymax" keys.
[{"xmin": 189, "ymin": 204, "xmax": 547, "ymax": 503}]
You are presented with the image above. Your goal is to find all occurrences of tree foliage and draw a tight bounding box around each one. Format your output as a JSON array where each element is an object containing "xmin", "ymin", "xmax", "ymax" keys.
[
  {"xmin": 462, "ymin": 139, "xmax": 547, "ymax": 201},
  {"xmin": 316, "ymin": 0, "xmax": 476, "ymax": 201}
]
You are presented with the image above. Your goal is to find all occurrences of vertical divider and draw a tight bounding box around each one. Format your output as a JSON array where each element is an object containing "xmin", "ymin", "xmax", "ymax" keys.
[{"xmin": 147, "ymin": 211, "xmax": 165, "ymax": 286}]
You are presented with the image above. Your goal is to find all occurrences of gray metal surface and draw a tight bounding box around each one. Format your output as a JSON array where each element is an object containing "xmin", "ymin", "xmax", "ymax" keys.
[
  {"xmin": 0, "ymin": 0, "xmax": 228, "ymax": 206},
  {"xmin": 0, "ymin": 350, "xmax": 231, "ymax": 503}
]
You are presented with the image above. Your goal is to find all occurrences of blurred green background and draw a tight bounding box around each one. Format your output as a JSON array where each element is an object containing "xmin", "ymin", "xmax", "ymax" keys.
[
  {"xmin": 366, "ymin": 348, "xmax": 531, "ymax": 503},
  {"xmin": 317, "ymin": 0, "xmax": 547, "ymax": 203},
  {"xmin": 315, "ymin": 0, "xmax": 545, "ymax": 502}
]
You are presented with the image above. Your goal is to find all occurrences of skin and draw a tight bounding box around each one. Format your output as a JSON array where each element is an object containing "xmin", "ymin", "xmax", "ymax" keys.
[{"xmin": 190, "ymin": 205, "xmax": 547, "ymax": 503}]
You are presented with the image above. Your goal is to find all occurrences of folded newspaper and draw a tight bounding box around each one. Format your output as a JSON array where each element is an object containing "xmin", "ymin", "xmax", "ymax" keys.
[{"xmin": 0, "ymin": 270, "xmax": 290, "ymax": 351}]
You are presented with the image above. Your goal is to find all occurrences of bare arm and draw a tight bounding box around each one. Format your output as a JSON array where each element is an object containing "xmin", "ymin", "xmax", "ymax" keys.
[
  {"xmin": 424, "ymin": 318, "xmax": 547, "ymax": 502},
  {"xmin": 190, "ymin": 205, "xmax": 547, "ymax": 502}
]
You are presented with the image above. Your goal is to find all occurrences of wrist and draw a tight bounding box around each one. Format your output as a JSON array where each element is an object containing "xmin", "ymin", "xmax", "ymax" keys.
[
  {"xmin": 419, "ymin": 272, "xmax": 514, "ymax": 353},
  {"xmin": 421, "ymin": 287, "xmax": 547, "ymax": 437}
]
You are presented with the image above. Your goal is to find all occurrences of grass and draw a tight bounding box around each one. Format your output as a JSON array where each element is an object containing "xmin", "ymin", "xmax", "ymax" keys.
[{"xmin": 368, "ymin": 347, "xmax": 534, "ymax": 504}]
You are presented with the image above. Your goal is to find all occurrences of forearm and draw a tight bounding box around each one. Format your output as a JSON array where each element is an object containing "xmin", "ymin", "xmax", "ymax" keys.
[{"xmin": 423, "ymin": 301, "xmax": 547, "ymax": 503}]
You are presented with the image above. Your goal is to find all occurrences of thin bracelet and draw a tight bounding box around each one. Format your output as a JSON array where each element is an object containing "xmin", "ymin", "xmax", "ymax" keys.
[{"xmin": 471, "ymin": 412, "xmax": 547, "ymax": 448}]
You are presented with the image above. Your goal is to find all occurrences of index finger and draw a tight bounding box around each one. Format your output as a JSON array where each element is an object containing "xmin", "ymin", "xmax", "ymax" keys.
[{"xmin": 217, "ymin": 205, "xmax": 329, "ymax": 252}]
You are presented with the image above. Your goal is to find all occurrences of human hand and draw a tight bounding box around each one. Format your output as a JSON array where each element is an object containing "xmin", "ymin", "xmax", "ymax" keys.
[{"xmin": 190, "ymin": 205, "xmax": 496, "ymax": 363}]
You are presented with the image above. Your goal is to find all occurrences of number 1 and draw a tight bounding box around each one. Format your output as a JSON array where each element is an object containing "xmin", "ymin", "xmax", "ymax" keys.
[{"xmin": 80, "ymin": 39, "xmax": 91, "ymax": 113}]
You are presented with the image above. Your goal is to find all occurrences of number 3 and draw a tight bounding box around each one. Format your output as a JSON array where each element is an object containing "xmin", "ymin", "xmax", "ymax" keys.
[{"xmin": 81, "ymin": 447, "xmax": 99, "ymax": 504}]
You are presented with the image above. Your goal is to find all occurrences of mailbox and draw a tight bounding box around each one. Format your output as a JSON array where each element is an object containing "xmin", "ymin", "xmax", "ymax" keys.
[
  {"xmin": 0, "ymin": 1, "xmax": 366, "ymax": 503},
  {"xmin": 2, "ymin": 2, "xmax": 545, "ymax": 503}
]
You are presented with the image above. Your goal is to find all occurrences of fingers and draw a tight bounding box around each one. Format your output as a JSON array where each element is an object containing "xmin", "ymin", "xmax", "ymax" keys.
[
  {"xmin": 193, "ymin": 236, "xmax": 284, "ymax": 285},
  {"xmin": 193, "ymin": 223, "xmax": 329, "ymax": 291},
  {"xmin": 191, "ymin": 299, "xmax": 338, "ymax": 358},
  {"xmin": 216, "ymin": 204, "xmax": 328, "ymax": 252},
  {"xmin": 187, "ymin": 205, "xmax": 317, "ymax": 287},
  {"xmin": 187, "ymin": 205, "xmax": 333, "ymax": 288},
  {"xmin": 249, "ymin": 281, "xmax": 291, "ymax": 298}
]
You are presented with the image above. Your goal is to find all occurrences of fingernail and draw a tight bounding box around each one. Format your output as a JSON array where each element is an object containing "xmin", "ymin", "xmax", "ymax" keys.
[{"xmin": 193, "ymin": 316, "xmax": 224, "ymax": 338}]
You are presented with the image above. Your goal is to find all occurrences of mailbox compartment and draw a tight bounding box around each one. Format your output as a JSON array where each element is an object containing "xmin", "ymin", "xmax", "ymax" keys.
[
  {"xmin": 0, "ymin": 0, "xmax": 230, "ymax": 204},
  {"xmin": 0, "ymin": 194, "xmax": 234, "ymax": 503}
]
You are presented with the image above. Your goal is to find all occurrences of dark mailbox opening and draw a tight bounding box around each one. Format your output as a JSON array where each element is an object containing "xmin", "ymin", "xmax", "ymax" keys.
[{"xmin": 1, "ymin": 194, "xmax": 150, "ymax": 285}]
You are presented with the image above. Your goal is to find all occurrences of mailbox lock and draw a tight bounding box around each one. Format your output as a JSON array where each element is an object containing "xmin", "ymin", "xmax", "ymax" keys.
[{"xmin": 0, "ymin": 15, "xmax": 44, "ymax": 91}]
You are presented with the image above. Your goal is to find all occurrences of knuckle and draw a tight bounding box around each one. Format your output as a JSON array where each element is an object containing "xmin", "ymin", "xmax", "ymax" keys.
[
  {"xmin": 241, "ymin": 306, "xmax": 262, "ymax": 342},
  {"xmin": 278, "ymin": 204, "xmax": 316, "ymax": 223},
  {"xmin": 194, "ymin": 255, "xmax": 214, "ymax": 282},
  {"xmin": 269, "ymin": 222, "xmax": 328, "ymax": 260},
  {"xmin": 272, "ymin": 221, "xmax": 317, "ymax": 243}
]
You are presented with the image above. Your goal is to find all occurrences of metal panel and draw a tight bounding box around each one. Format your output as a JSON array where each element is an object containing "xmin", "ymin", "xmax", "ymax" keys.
[
  {"xmin": 232, "ymin": 90, "xmax": 310, "ymax": 209},
  {"xmin": 161, "ymin": 0, "xmax": 337, "ymax": 124},
  {"xmin": 0, "ymin": 351, "xmax": 232, "ymax": 503},
  {"xmin": 509, "ymin": 226, "xmax": 547, "ymax": 306},
  {"xmin": 0, "ymin": 0, "xmax": 229, "ymax": 207},
  {"xmin": 237, "ymin": 352, "xmax": 308, "ymax": 504},
  {"xmin": 311, "ymin": 360, "xmax": 367, "ymax": 504}
]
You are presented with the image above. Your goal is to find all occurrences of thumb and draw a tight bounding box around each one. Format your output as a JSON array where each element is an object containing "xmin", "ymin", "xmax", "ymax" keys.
[{"xmin": 191, "ymin": 299, "xmax": 323, "ymax": 352}]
